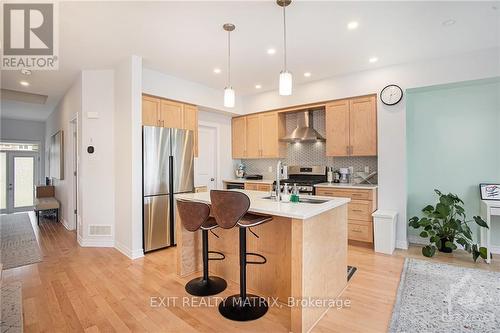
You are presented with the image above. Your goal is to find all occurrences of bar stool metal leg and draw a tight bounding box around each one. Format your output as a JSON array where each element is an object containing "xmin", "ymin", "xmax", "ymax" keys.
[
  {"xmin": 185, "ymin": 229, "xmax": 227, "ymax": 296},
  {"xmin": 218, "ymin": 227, "xmax": 268, "ymax": 321}
]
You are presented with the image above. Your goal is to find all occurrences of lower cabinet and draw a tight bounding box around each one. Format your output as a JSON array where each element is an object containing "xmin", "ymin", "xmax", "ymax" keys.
[
  {"xmin": 244, "ymin": 183, "xmax": 273, "ymax": 192},
  {"xmin": 315, "ymin": 187, "xmax": 377, "ymax": 245}
]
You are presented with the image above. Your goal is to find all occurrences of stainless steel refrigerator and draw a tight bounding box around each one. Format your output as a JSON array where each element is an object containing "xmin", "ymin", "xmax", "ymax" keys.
[{"xmin": 142, "ymin": 126, "xmax": 194, "ymax": 252}]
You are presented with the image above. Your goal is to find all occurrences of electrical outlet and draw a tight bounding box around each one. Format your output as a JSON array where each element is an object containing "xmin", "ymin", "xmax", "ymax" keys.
[
  {"xmin": 364, "ymin": 166, "xmax": 370, "ymax": 173},
  {"xmin": 268, "ymin": 166, "xmax": 273, "ymax": 173}
]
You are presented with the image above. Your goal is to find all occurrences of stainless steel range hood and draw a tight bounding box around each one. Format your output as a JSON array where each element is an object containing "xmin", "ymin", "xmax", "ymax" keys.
[{"xmin": 280, "ymin": 111, "xmax": 325, "ymax": 142}]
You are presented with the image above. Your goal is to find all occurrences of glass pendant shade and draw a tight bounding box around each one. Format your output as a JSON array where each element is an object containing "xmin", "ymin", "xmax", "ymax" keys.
[
  {"xmin": 224, "ymin": 86, "xmax": 235, "ymax": 108},
  {"xmin": 279, "ymin": 71, "xmax": 293, "ymax": 96}
]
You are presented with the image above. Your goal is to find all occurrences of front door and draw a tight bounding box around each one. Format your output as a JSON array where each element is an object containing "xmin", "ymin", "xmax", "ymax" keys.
[{"xmin": 0, "ymin": 151, "xmax": 39, "ymax": 214}]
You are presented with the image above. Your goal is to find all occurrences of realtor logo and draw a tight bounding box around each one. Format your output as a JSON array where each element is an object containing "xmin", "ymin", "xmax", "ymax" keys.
[{"xmin": 2, "ymin": 2, "xmax": 58, "ymax": 70}]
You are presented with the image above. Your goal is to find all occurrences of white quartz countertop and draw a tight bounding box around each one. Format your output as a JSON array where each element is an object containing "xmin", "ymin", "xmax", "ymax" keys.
[
  {"xmin": 176, "ymin": 190, "xmax": 350, "ymax": 220},
  {"xmin": 223, "ymin": 179, "xmax": 275, "ymax": 184},
  {"xmin": 314, "ymin": 183, "xmax": 378, "ymax": 189}
]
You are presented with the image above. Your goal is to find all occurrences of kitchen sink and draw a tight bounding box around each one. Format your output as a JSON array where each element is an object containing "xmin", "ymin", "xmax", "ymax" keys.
[{"xmin": 260, "ymin": 196, "xmax": 329, "ymax": 204}]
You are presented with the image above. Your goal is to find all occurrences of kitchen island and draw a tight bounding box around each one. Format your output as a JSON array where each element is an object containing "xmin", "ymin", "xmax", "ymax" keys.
[{"xmin": 175, "ymin": 190, "xmax": 350, "ymax": 333}]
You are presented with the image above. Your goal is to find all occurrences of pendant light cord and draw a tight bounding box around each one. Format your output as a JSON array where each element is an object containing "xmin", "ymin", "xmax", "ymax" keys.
[
  {"xmin": 283, "ymin": 5, "xmax": 287, "ymax": 71},
  {"xmin": 227, "ymin": 30, "xmax": 231, "ymax": 86}
]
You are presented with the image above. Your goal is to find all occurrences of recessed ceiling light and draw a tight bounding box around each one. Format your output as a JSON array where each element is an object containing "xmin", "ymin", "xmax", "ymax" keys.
[
  {"xmin": 369, "ymin": 57, "xmax": 378, "ymax": 63},
  {"xmin": 347, "ymin": 21, "xmax": 359, "ymax": 30},
  {"xmin": 303, "ymin": 72, "xmax": 311, "ymax": 77},
  {"xmin": 255, "ymin": 84, "xmax": 262, "ymax": 89},
  {"xmin": 213, "ymin": 68, "xmax": 221, "ymax": 74},
  {"xmin": 19, "ymin": 81, "xmax": 30, "ymax": 86},
  {"xmin": 442, "ymin": 19, "xmax": 456, "ymax": 26},
  {"xmin": 21, "ymin": 68, "xmax": 32, "ymax": 75},
  {"xmin": 267, "ymin": 48, "xmax": 276, "ymax": 55}
]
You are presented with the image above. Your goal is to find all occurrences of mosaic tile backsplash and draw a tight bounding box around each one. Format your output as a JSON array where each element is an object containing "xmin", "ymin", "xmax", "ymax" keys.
[{"xmin": 241, "ymin": 110, "xmax": 378, "ymax": 181}]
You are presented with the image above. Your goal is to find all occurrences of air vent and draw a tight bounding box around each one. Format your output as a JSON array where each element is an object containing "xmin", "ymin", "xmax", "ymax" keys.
[{"xmin": 88, "ymin": 225, "xmax": 112, "ymax": 236}]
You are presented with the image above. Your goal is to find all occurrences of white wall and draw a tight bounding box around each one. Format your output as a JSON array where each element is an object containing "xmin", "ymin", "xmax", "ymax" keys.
[
  {"xmin": 78, "ymin": 70, "xmax": 115, "ymax": 247},
  {"xmin": 0, "ymin": 118, "xmax": 46, "ymax": 183},
  {"xmin": 142, "ymin": 68, "xmax": 245, "ymax": 115},
  {"xmin": 45, "ymin": 74, "xmax": 82, "ymax": 230},
  {"xmin": 114, "ymin": 56, "xmax": 144, "ymax": 259},
  {"xmin": 242, "ymin": 47, "xmax": 500, "ymax": 249},
  {"xmin": 197, "ymin": 108, "xmax": 239, "ymax": 189}
]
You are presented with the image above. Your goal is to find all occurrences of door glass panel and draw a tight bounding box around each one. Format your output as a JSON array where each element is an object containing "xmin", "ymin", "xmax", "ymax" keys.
[
  {"xmin": 0, "ymin": 152, "xmax": 6, "ymax": 210},
  {"xmin": 14, "ymin": 157, "xmax": 34, "ymax": 207}
]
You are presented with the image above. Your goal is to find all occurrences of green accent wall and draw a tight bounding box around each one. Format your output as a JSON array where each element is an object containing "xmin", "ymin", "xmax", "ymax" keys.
[{"xmin": 407, "ymin": 77, "xmax": 500, "ymax": 244}]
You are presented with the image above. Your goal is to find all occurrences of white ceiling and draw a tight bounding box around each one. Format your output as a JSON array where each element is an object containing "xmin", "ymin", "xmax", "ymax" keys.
[{"xmin": 1, "ymin": 1, "xmax": 499, "ymax": 121}]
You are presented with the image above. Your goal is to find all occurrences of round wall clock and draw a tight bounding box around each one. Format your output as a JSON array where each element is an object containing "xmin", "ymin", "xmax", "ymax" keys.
[{"xmin": 380, "ymin": 84, "xmax": 403, "ymax": 106}]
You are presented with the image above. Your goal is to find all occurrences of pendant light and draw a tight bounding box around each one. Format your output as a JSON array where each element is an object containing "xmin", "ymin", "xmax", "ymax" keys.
[
  {"xmin": 277, "ymin": 0, "xmax": 292, "ymax": 96},
  {"xmin": 223, "ymin": 23, "xmax": 235, "ymax": 108}
]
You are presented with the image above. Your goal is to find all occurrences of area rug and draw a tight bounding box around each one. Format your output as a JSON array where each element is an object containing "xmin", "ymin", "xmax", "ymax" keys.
[
  {"xmin": 389, "ymin": 258, "xmax": 500, "ymax": 333},
  {"xmin": 0, "ymin": 282, "xmax": 22, "ymax": 333},
  {"xmin": 0, "ymin": 213, "xmax": 42, "ymax": 269}
]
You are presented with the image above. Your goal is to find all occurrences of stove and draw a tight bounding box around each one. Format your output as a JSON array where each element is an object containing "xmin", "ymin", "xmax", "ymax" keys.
[{"xmin": 274, "ymin": 165, "xmax": 327, "ymax": 195}]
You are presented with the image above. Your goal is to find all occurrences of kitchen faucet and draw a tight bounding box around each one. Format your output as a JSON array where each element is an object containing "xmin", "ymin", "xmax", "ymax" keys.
[{"xmin": 275, "ymin": 160, "xmax": 282, "ymax": 202}]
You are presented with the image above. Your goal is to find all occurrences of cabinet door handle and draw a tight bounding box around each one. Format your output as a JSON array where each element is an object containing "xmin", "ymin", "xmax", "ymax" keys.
[
  {"xmin": 351, "ymin": 229, "xmax": 362, "ymax": 233},
  {"xmin": 346, "ymin": 146, "xmax": 349, "ymax": 155},
  {"xmin": 352, "ymin": 209, "xmax": 364, "ymax": 213}
]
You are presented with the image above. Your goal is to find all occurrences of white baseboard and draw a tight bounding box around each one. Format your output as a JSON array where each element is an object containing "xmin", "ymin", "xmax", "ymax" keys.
[
  {"xmin": 77, "ymin": 236, "xmax": 114, "ymax": 247},
  {"xmin": 60, "ymin": 218, "xmax": 75, "ymax": 231},
  {"xmin": 114, "ymin": 240, "xmax": 144, "ymax": 259},
  {"xmin": 408, "ymin": 235, "xmax": 429, "ymax": 245},
  {"xmin": 396, "ymin": 239, "xmax": 409, "ymax": 250},
  {"xmin": 490, "ymin": 246, "xmax": 500, "ymax": 255}
]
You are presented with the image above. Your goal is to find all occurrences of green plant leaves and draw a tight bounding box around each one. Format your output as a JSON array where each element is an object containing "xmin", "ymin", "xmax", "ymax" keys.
[
  {"xmin": 408, "ymin": 189, "xmax": 488, "ymax": 262},
  {"xmin": 473, "ymin": 216, "xmax": 489, "ymax": 229},
  {"xmin": 479, "ymin": 247, "xmax": 488, "ymax": 259},
  {"xmin": 422, "ymin": 205, "xmax": 434, "ymax": 215},
  {"xmin": 435, "ymin": 203, "xmax": 450, "ymax": 218},
  {"xmin": 422, "ymin": 245, "xmax": 436, "ymax": 257}
]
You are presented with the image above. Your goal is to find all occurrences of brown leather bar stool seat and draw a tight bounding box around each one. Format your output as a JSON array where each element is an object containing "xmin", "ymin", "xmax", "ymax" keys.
[
  {"xmin": 176, "ymin": 199, "xmax": 227, "ymax": 296},
  {"xmin": 210, "ymin": 190, "xmax": 272, "ymax": 321}
]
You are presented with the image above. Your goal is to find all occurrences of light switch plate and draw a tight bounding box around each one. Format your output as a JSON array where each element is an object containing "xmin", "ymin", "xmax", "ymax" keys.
[
  {"xmin": 87, "ymin": 112, "xmax": 99, "ymax": 119},
  {"xmin": 268, "ymin": 166, "xmax": 273, "ymax": 173}
]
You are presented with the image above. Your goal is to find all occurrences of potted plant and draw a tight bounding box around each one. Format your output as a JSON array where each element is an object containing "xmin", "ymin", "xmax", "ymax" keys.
[{"xmin": 408, "ymin": 189, "xmax": 489, "ymax": 262}]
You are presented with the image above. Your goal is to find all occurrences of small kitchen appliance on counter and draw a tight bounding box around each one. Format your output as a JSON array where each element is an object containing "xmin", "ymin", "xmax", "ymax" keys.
[
  {"xmin": 339, "ymin": 168, "xmax": 350, "ymax": 183},
  {"xmin": 245, "ymin": 174, "xmax": 263, "ymax": 180},
  {"xmin": 235, "ymin": 163, "xmax": 246, "ymax": 178}
]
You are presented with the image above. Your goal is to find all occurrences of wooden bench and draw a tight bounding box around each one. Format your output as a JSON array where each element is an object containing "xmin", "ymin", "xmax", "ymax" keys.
[{"xmin": 34, "ymin": 186, "xmax": 60, "ymax": 225}]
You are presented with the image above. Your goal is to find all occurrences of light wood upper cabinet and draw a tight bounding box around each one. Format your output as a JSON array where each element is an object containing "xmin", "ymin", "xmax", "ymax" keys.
[
  {"xmin": 231, "ymin": 112, "xmax": 285, "ymax": 159},
  {"xmin": 183, "ymin": 104, "xmax": 198, "ymax": 157},
  {"xmin": 142, "ymin": 95, "xmax": 199, "ymax": 157},
  {"xmin": 349, "ymin": 96, "xmax": 377, "ymax": 156},
  {"xmin": 232, "ymin": 117, "xmax": 247, "ymax": 158},
  {"xmin": 326, "ymin": 95, "xmax": 377, "ymax": 157},
  {"xmin": 326, "ymin": 99, "xmax": 350, "ymax": 156},
  {"xmin": 142, "ymin": 96, "xmax": 160, "ymax": 126},
  {"xmin": 160, "ymin": 100, "xmax": 183, "ymax": 129},
  {"xmin": 245, "ymin": 114, "xmax": 261, "ymax": 158},
  {"xmin": 260, "ymin": 112, "xmax": 284, "ymax": 158}
]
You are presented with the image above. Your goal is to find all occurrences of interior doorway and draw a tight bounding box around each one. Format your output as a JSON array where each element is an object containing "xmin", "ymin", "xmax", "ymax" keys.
[
  {"xmin": 70, "ymin": 117, "xmax": 79, "ymax": 235},
  {"xmin": 194, "ymin": 123, "xmax": 219, "ymax": 190},
  {"xmin": 0, "ymin": 142, "xmax": 40, "ymax": 214}
]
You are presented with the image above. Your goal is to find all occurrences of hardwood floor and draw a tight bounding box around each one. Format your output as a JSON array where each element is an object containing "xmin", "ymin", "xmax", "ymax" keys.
[{"xmin": 3, "ymin": 212, "xmax": 499, "ymax": 333}]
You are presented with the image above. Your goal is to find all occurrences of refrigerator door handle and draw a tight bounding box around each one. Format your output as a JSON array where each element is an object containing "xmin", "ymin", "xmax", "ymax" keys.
[{"xmin": 168, "ymin": 155, "xmax": 175, "ymax": 246}]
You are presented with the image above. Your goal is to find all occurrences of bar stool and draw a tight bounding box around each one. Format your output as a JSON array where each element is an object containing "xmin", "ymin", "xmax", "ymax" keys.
[
  {"xmin": 176, "ymin": 199, "xmax": 227, "ymax": 296},
  {"xmin": 210, "ymin": 190, "xmax": 273, "ymax": 321}
]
